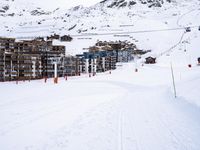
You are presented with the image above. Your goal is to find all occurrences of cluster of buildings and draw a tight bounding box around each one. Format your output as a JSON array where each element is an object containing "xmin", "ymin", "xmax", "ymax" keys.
[
  {"xmin": 0, "ymin": 37, "xmax": 146, "ymax": 82},
  {"xmin": 0, "ymin": 37, "xmax": 65, "ymax": 82},
  {"xmin": 47, "ymin": 34, "xmax": 73, "ymax": 42}
]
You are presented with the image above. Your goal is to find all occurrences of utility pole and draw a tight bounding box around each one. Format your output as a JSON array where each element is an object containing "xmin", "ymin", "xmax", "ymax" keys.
[
  {"xmin": 170, "ymin": 62, "xmax": 177, "ymax": 98},
  {"xmin": 54, "ymin": 61, "xmax": 58, "ymax": 84},
  {"xmin": 51, "ymin": 57, "xmax": 60, "ymax": 84}
]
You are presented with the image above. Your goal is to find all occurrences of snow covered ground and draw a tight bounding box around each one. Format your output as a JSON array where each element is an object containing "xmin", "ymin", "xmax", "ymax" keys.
[
  {"xmin": 0, "ymin": 58, "xmax": 200, "ymax": 150},
  {"xmin": 1, "ymin": 0, "xmax": 200, "ymax": 149}
]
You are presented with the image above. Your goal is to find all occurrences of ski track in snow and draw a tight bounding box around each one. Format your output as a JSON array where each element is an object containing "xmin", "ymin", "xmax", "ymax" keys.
[
  {"xmin": 1, "ymin": 63, "xmax": 200, "ymax": 150},
  {"xmin": 1, "ymin": 1, "xmax": 200, "ymax": 150}
]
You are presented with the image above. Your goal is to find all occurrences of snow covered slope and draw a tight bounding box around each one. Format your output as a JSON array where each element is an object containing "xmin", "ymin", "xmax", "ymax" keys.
[
  {"xmin": 0, "ymin": 0, "xmax": 197, "ymax": 37},
  {"xmin": 0, "ymin": 60, "xmax": 200, "ymax": 150},
  {"xmin": 0, "ymin": 0, "xmax": 199, "ymax": 57},
  {"xmin": 1, "ymin": 0, "xmax": 200, "ymax": 150},
  {"xmin": 99, "ymin": 0, "xmax": 173, "ymax": 8},
  {"xmin": 1, "ymin": 0, "xmax": 200, "ymax": 55}
]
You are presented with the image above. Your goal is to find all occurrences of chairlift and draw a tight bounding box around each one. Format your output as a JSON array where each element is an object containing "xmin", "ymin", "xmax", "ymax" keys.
[{"xmin": 185, "ymin": 27, "xmax": 191, "ymax": 32}]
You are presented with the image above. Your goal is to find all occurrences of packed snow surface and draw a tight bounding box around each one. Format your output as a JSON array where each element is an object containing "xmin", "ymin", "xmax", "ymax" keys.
[
  {"xmin": 1, "ymin": 0, "xmax": 200, "ymax": 149},
  {"xmin": 0, "ymin": 59, "xmax": 200, "ymax": 150}
]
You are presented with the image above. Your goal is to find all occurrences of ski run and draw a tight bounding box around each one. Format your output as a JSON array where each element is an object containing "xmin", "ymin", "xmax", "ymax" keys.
[
  {"xmin": 1, "ymin": 0, "xmax": 200, "ymax": 150},
  {"xmin": 1, "ymin": 60, "xmax": 200, "ymax": 150}
]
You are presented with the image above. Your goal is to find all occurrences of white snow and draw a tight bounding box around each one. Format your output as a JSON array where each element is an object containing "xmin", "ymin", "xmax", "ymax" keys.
[
  {"xmin": 0, "ymin": 60, "xmax": 200, "ymax": 150},
  {"xmin": 1, "ymin": 0, "xmax": 200, "ymax": 149}
]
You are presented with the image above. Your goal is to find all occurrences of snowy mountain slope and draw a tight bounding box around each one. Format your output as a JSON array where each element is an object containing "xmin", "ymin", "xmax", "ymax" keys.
[
  {"xmin": 0, "ymin": 0, "xmax": 200, "ymax": 56},
  {"xmin": 0, "ymin": 0, "xmax": 53, "ymax": 16},
  {"xmin": 99, "ymin": 0, "xmax": 173, "ymax": 8},
  {"xmin": 1, "ymin": 0, "xmax": 200, "ymax": 150},
  {"xmin": 0, "ymin": 0, "xmax": 185, "ymax": 37},
  {"xmin": 0, "ymin": 0, "xmax": 199, "ymax": 36}
]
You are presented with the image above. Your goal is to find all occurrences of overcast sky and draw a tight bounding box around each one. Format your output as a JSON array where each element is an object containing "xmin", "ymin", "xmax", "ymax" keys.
[{"xmin": 31, "ymin": 0, "xmax": 102, "ymax": 9}]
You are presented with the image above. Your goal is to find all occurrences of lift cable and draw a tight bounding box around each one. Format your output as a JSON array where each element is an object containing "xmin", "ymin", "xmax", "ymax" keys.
[
  {"xmin": 14, "ymin": 25, "xmax": 200, "ymax": 39},
  {"xmin": 70, "ymin": 25, "xmax": 200, "ymax": 37},
  {"xmin": 158, "ymin": 31, "xmax": 187, "ymax": 58}
]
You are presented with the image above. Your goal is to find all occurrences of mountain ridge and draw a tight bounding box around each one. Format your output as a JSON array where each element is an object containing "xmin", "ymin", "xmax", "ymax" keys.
[
  {"xmin": 0, "ymin": 0, "xmax": 198, "ymax": 38},
  {"xmin": 99, "ymin": 0, "xmax": 173, "ymax": 8}
]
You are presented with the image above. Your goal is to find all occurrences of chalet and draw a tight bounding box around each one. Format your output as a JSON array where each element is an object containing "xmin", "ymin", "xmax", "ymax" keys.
[
  {"xmin": 185, "ymin": 27, "xmax": 191, "ymax": 32},
  {"xmin": 60, "ymin": 35, "xmax": 73, "ymax": 42},
  {"xmin": 47, "ymin": 34, "xmax": 60, "ymax": 40},
  {"xmin": 198, "ymin": 57, "xmax": 200, "ymax": 64},
  {"xmin": 95, "ymin": 41, "xmax": 108, "ymax": 47},
  {"xmin": 35, "ymin": 37, "xmax": 45, "ymax": 41},
  {"xmin": 145, "ymin": 56, "xmax": 156, "ymax": 64}
]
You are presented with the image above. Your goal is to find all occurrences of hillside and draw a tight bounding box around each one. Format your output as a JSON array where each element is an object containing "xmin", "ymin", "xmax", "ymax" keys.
[
  {"xmin": 99, "ymin": 0, "xmax": 173, "ymax": 8},
  {"xmin": 1, "ymin": 1, "xmax": 200, "ymax": 150},
  {"xmin": 0, "ymin": 0, "xmax": 192, "ymax": 38},
  {"xmin": 0, "ymin": 0, "xmax": 200, "ymax": 57}
]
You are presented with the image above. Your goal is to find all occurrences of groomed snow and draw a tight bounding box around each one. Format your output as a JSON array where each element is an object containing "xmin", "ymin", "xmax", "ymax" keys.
[
  {"xmin": 0, "ymin": 60, "xmax": 200, "ymax": 150},
  {"xmin": 1, "ymin": 0, "xmax": 200, "ymax": 149}
]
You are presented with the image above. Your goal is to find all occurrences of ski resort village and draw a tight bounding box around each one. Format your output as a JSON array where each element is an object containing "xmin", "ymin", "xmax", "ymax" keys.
[{"xmin": 1, "ymin": 0, "xmax": 200, "ymax": 150}]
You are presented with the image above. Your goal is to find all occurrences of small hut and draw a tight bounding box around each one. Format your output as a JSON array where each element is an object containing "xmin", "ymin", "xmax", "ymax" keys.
[
  {"xmin": 60, "ymin": 35, "xmax": 73, "ymax": 42},
  {"xmin": 145, "ymin": 56, "xmax": 156, "ymax": 64},
  {"xmin": 198, "ymin": 57, "xmax": 200, "ymax": 64},
  {"xmin": 47, "ymin": 34, "xmax": 60, "ymax": 40},
  {"xmin": 185, "ymin": 27, "xmax": 191, "ymax": 32}
]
